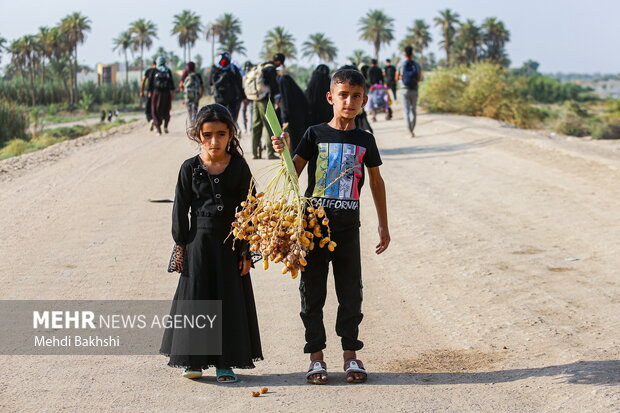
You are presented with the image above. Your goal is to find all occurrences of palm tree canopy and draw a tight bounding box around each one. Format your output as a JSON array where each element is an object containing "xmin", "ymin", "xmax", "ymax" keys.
[
  {"xmin": 208, "ymin": 13, "xmax": 242, "ymax": 43},
  {"xmin": 262, "ymin": 26, "xmax": 296, "ymax": 60},
  {"xmin": 59, "ymin": 12, "xmax": 91, "ymax": 49},
  {"xmin": 113, "ymin": 30, "xmax": 133, "ymax": 54},
  {"xmin": 172, "ymin": 10, "xmax": 202, "ymax": 49},
  {"xmin": 129, "ymin": 19, "xmax": 158, "ymax": 49},
  {"xmin": 400, "ymin": 19, "xmax": 432, "ymax": 55},
  {"xmin": 302, "ymin": 33, "xmax": 337, "ymax": 62},
  {"xmin": 218, "ymin": 33, "xmax": 246, "ymax": 56},
  {"xmin": 346, "ymin": 49, "xmax": 371, "ymax": 66},
  {"xmin": 358, "ymin": 9, "xmax": 394, "ymax": 58}
]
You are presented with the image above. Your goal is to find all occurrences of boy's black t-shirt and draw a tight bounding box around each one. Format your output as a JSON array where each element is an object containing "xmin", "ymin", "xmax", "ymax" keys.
[{"xmin": 295, "ymin": 123, "xmax": 382, "ymax": 232}]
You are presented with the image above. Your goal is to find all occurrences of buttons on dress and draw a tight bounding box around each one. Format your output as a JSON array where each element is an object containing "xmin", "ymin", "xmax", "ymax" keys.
[
  {"xmin": 217, "ymin": 206, "xmax": 223, "ymax": 211},
  {"xmin": 214, "ymin": 178, "xmax": 220, "ymax": 183},
  {"xmin": 215, "ymin": 194, "xmax": 221, "ymax": 199}
]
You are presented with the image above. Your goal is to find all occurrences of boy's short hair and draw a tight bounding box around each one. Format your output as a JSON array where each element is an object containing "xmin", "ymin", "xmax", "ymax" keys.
[
  {"xmin": 386, "ymin": 59, "xmax": 391, "ymax": 64},
  {"xmin": 330, "ymin": 69, "xmax": 367, "ymax": 95},
  {"xmin": 371, "ymin": 58, "xmax": 378, "ymax": 65},
  {"xmin": 404, "ymin": 46, "xmax": 413, "ymax": 58}
]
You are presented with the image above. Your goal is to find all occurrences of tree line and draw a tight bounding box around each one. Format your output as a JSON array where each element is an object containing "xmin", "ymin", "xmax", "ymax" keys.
[{"xmin": 0, "ymin": 8, "xmax": 511, "ymax": 108}]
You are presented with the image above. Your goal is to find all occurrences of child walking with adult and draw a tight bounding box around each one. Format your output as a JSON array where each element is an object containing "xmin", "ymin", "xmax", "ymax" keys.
[
  {"xmin": 148, "ymin": 56, "xmax": 175, "ymax": 135},
  {"xmin": 161, "ymin": 104, "xmax": 263, "ymax": 382},
  {"xmin": 272, "ymin": 69, "xmax": 390, "ymax": 385}
]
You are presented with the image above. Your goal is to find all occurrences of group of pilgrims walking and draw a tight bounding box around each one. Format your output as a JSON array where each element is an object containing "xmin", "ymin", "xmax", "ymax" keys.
[{"xmin": 154, "ymin": 46, "xmax": 421, "ymax": 384}]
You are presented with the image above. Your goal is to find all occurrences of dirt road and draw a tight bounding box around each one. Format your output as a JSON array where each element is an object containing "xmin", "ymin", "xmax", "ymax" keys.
[{"xmin": 0, "ymin": 109, "xmax": 618, "ymax": 412}]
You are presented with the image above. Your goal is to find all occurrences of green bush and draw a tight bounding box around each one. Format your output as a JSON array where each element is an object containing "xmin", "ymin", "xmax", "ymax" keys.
[
  {"xmin": 0, "ymin": 100, "xmax": 29, "ymax": 145},
  {"xmin": 554, "ymin": 101, "xmax": 590, "ymax": 137},
  {"xmin": 418, "ymin": 68, "xmax": 466, "ymax": 113},
  {"xmin": 591, "ymin": 120, "xmax": 620, "ymax": 139},
  {"xmin": 420, "ymin": 63, "xmax": 542, "ymax": 128}
]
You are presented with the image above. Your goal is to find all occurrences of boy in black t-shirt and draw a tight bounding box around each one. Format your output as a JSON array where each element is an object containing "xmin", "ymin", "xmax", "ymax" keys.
[{"xmin": 272, "ymin": 69, "xmax": 390, "ymax": 384}]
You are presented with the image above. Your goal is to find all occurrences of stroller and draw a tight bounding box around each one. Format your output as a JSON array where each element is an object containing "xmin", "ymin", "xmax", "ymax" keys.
[{"xmin": 367, "ymin": 84, "xmax": 392, "ymax": 122}]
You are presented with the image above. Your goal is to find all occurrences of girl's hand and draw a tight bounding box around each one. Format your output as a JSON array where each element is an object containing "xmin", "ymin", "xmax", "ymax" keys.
[
  {"xmin": 239, "ymin": 258, "xmax": 251, "ymax": 276},
  {"xmin": 270, "ymin": 132, "xmax": 289, "ymax": 154}
]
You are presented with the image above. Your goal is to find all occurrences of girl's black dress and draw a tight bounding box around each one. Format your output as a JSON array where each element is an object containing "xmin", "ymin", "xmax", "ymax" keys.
[{"xmin": 160, "ymin": 154, "xmax": 263, "ymax": 369}]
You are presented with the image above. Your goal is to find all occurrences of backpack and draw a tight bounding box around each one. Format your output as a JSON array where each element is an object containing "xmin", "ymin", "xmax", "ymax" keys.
[
  {"xmin": 401, "ymin": 60, "xmax": 419, "ymax": 89},
  {"xmin": 153, "ymin": 70, "xmax": 172, "ymax": 91},
  {"xmin": 183, "ymin": 72, "xmax": 201, "ymax": 100},
  {"xmin": 243, "ymin": 63, "xmax": 274, "ymax": 101}
]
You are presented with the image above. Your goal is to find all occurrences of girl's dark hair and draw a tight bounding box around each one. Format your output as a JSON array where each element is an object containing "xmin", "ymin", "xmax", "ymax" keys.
[{"xmin": 187, "ymin": 104, "xmax": 243, "ymax": 158}]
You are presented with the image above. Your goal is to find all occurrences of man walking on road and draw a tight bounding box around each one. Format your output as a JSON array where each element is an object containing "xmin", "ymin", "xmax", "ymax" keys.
[
  {"xmin": 140, "ymin": 61, "xmax": 157, "ymax": 130},
  {"xmin": 384, "ymin": 59, "xmax": 397, "ymax": 101},
  {"xmin": 396, "ymin": 46, "xmax": 422, "ymax": 137},
  {"xmin": 244, "ymin": 53, "xmax": 283, "ymax": 159}
]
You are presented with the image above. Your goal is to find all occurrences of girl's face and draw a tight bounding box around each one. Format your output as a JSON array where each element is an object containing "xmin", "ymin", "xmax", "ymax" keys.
[{"xmin": 200, "ymin": 121, "xmax": 231, "ymax": 158}]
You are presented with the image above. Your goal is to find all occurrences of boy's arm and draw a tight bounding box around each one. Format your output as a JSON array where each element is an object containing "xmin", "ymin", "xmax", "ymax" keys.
[{"xmin": 367, "ymin": 166, "xmax": 390, "ymax": 254}]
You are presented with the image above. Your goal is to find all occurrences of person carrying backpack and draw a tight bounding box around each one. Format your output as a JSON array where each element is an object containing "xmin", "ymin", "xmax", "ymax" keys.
[
  {"xmin": 179, "ymin": 61, "xmax": 204, "ymax": 123},
  {"xmin": 395, "ymin": 46, "xmax": 422, "ymax": 137},
  {"xmin": 148, "ymin": 56, "xmax": 175, "ymax": 135},
  {"xmin": 209, "ymin": 53, "xmax": 245, "ymax": 123},
  {"xmin": 243, "ymin": 53, "xmax": 283, "ymax": 159}
]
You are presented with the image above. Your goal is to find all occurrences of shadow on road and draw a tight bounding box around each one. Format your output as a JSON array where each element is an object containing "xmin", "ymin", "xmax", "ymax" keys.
[
  {"xmin": 191, "ymin": 360, "xmax": 620, "ymax": 388},
  {"xmin": 380, "ymin": 138, "xmax": 498, "ymax": 159}
]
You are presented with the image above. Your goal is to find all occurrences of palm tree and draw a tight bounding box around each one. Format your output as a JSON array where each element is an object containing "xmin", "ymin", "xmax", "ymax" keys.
[
  {"xmin": 171, "ymin": 10, "xmax": 202, "ymax": 62},
  {"xmin": 434, "ymin": 8, "xmax": 460, "ymax": 66},
  {"xmin": 9, "ymin": 35, "xmax": 40, "ymax": 105},
  {"xmin": 113, "ymin": 30, "xmax": 133, "ymax": 83},
  {"xmin": 454, "ymin": 19, "xmax": 481, "ymax": 65},
  {"xmin": 262, "ymin": 26, "xmax": 296, "ymax": 60},
  {"xmin": 302, "ymin": 33, "xmax": 337, "ymax": 63},
  {"xmin": 37, "ymin": 27, "xmax": 56, "ymax": 81},
  {"xmin": 481, "ymin": 17, "xmax": 510, "ymax": 66},
  {"xmin": 218, "ymin": 33, "xmax": 246, "ymax": 57},
  {"xmin": 60, "ymin": 12, "xmax": 91, "ymax": 105},
  {"xmin": 129, "ymin": 19, "xmax": 158, "ymax": 76},
  {"xmin": 358, "ymin": 9, "xmax": 394, "ymax": 60},
  {"xmin": 207, "ymin": 13, "xmax": 242, "ymax": 65},
  {"xmin": 346, "ymin": 49, "xmax": 371, "ymax": 67},
  {"xmin": 400, "ymin": 19, "xmax": 432, "ymax": 57}
]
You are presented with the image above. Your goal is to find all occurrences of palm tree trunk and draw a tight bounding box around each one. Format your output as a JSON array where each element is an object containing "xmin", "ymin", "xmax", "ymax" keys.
[
  {"xmin": 73, "ymin": 45, "xmax": 79, "ymax": 105},
  {"xmin": 29, "ymin": 61, "xmax": 36, "ymax": 106},
  {"xmin": 188, "ymin": 44, "xmax": 191, "ymax": 62},
  {"xmin": 124, "ymin": 49, "xmax": 129, "ymax": 84}
]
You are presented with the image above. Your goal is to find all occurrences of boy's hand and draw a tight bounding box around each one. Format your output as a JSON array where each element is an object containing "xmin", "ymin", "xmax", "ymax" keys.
[
  {"xmin": 271, "ymin": 132, "xmax": 290, "ymax": 154},
  {"xmin": 239, "ymin": 258, "xmax": 251, "ymax": 276},
  {"xmin": 376, "ymin": 225, "xmax": 390, "ymax": 254}
]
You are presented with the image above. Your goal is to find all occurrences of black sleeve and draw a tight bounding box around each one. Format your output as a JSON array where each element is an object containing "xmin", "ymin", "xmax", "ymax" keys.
[
  {"xmin": 147, "ymin": 70, "xmax": 155, "ymax": 92},
  {"xmin": 236, "ymin": 70, "xmax": 247, "ymax": 100},
  {"xmin": 363, "ymin": 134, "xmax": 382, "ymax": 168},
  {"xmin": 171, "ymin": 161, "xmax": 193, "ymax": 245},
  {"xmin": 168, "ymin": 70, "xmax": 175, "ymax": 91},
  {"xmin": 294, "ymin": 127, "xmax": 317, "ymax": 161},
  {"xmin": 263, "ymin": 66, "xmax": 279, "ymax": 98}
]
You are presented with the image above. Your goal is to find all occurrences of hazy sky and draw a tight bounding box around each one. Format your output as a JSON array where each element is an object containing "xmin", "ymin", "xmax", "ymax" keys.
[{"xmin": 1, "ymin": 0, "xmax": 618, "ymax": 73}]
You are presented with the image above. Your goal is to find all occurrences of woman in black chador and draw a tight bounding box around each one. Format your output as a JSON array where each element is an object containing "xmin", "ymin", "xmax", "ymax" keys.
[
  {"xmin": 160, "ymin": 104, "xmax": 262, "ymax": 382},
  {"xmin": 305, "ymin": 64, "xmax": 333, "ymax": 127},
  {"xmin": 277, "ymin": 73, "xmax": 309, "ymax": 153}
]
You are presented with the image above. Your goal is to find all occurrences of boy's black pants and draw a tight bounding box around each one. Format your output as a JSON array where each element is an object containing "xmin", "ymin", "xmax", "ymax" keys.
[{"xmin": 299, "ymin": 228, "xmax": 364, "ymax": 353}]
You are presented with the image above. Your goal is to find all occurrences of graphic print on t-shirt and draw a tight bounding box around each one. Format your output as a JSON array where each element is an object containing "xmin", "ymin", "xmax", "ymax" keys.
[{"xmin": 312, "ymin": 143, "xmax": 366, "ymax": 201}]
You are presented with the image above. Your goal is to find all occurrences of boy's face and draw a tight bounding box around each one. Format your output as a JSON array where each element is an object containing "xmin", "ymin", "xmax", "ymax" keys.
[{"xmin": 327, "ymin": 82, "xmax": 368, "ymax": 119}]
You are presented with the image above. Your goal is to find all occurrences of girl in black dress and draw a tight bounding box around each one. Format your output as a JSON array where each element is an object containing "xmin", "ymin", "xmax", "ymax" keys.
[{"xmin": 160, "ymin": 104, "xmax": 263, "ymax": 382}]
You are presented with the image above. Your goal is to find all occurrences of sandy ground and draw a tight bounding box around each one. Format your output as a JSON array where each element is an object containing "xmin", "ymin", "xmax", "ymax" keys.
[{"xmin": 0, "ymin": 107, "xmax": 619, "ymax": 412}]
